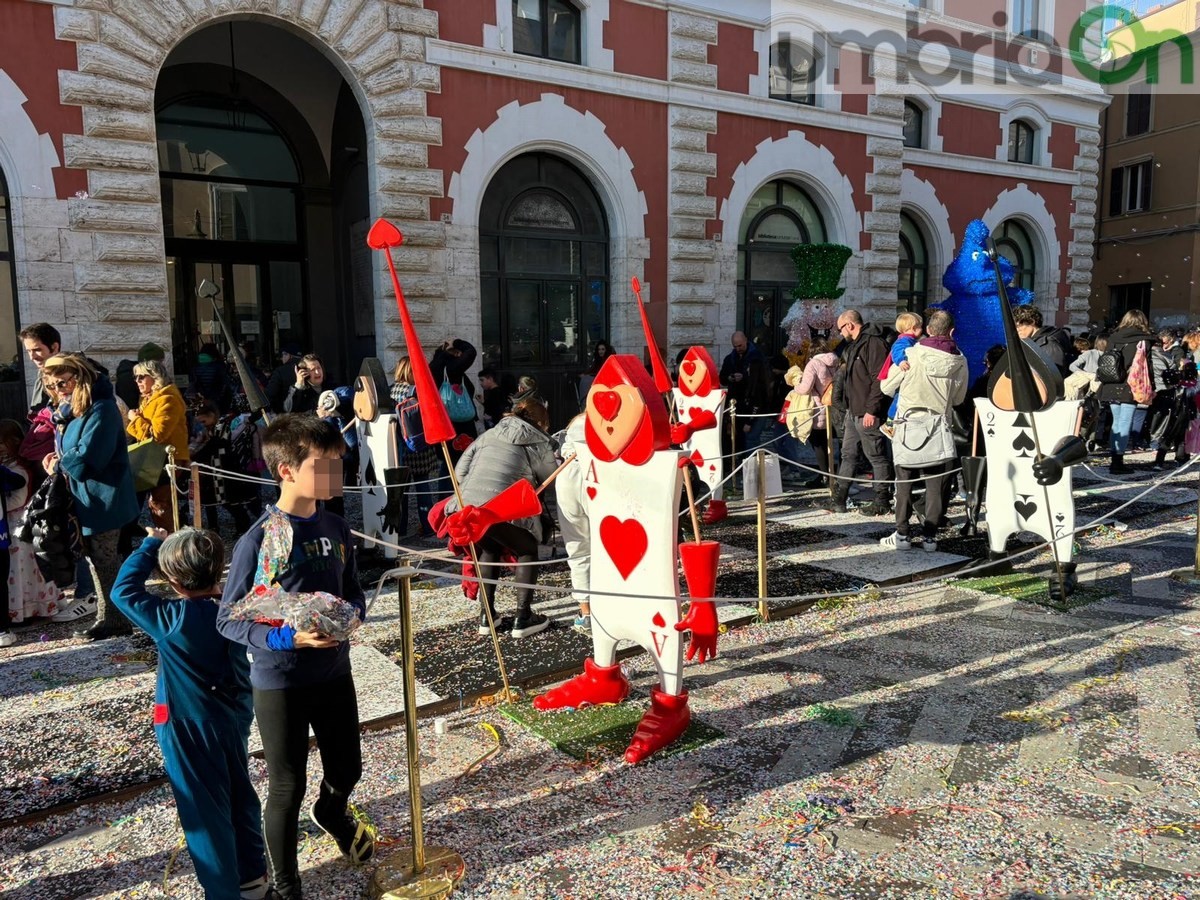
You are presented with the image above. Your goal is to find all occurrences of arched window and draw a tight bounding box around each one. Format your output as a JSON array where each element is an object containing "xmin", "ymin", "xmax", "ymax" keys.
[
  {"xmin": 0, "ymin": 168, "xmax": 23, "ymax": 393},
  {"xmin": 903, "ymin": 101, "xmax": 924, "ymax": 149},
  {"xmin": 995, "ymin": 219, "xmax": 1036, "ymax": 292},
  {"xmin": 480, "ymin": 152, "xmax": 608, "ymax": 426},
  {"xmin": 769, "ymin": 41, "xmax": 817, "ymax": 106},
  {"xmin": 1008, "ymin": 119, "xmax": 1035, "ymax": 164},
  {"xmin": 897, "ymin": 212, "xmax": 929, "ymax": 314},
  {"xmin": 513, "ymin": 0, "xmax": 581, "ymax": 64},
  {"xmin": 738, "ymin": 180, "xmax": 826, "ymax": 353}
]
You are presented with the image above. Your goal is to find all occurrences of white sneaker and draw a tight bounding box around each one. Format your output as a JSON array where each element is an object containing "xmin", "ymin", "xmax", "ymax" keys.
[
  {"xmin": 52, "ymin": 594, "xmax": 97, "ymax": 622},
  {"xmin": 0, "ymin": 632, "xmax": 16, "ymax": 647},
  {"xmin": 879, "ymin": 531, "xmax": 912, "ymax": 551}
]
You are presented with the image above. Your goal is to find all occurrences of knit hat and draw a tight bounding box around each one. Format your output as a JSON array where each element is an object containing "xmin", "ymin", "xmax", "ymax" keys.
[{"xmin": 137, "ymin": 342, "xmax": 165, "ymax": 362}]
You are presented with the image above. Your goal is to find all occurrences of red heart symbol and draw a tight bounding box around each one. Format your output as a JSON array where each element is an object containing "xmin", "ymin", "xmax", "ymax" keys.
[
  {"xmin": 690, "ymin": 450, "xmax": 704, "ymax": 467},
  {"xmin": 586, "ymin": 486, "xmax": 597, "ymax": 500},
  {"xmin": 682, "ymin": 360, "xmax": 696, "ymax": 377},
  {"xmin": 708, "ymin": 464, "xmax": 716, "ymax": 472},
  {"xmin": 593, "ymin": 389, "xmax": 622, "ymax": 421},
  {"xmin": 688, "ymin": 407, "xmax": 705, "ymax": 421},
  {"xmin": 652, "ymin": 612, "xmax": 666, "ymax": 627},
  {"xmin": 367, "ymin": 219, "xmax": 403, "ymax": 249},
  {"xmin": 599, "ymin": 516, "xmax": 647, "ymax": 580}
]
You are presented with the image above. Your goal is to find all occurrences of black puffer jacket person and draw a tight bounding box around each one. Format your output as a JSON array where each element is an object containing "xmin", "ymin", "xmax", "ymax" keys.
[
  {"xmin": 1097, "ymin": 325, "xmax": 1158, "ymax": 405},
  {"xmin": 17, "ymin": 472, "xmax": 81, "ymax": 588}
]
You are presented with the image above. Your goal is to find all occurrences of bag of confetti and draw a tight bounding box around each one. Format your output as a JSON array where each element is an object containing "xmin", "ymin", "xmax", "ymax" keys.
[
  {"xmin": 227, "ymin": 584, "xmax": 361, "ymax": 640},
  {"xmin": 226, "ymin": 582, "xmax": 288, "ymax": 627},
  {"xmin": 279, "ymin": 591, "xmax": 362, "ymax": 641}
]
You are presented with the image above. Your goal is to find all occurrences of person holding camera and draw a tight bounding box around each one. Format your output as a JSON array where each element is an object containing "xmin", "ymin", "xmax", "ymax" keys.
[{"xmin": 283, "ymin": 354, "xmax": 327, "ymax": 415}]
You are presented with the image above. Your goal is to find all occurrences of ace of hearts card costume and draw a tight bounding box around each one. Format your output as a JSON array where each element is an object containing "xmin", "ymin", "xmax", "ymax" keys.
[{"xmin": 533, "ymin": 354, "xmax": 720, "ymax": 764}]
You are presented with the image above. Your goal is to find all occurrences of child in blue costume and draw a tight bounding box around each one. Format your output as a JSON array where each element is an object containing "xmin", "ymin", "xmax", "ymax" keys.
[
  {"xmin": 217, "ymin": 415, "xmax": 370, "ymax": 900},
  {"xmin": 110, "ymin": 527, "xmax": 275, "ymax": 900},
  {"xmin": 880, "ymin": 311, "xmax": 924, "ymax": 437}
]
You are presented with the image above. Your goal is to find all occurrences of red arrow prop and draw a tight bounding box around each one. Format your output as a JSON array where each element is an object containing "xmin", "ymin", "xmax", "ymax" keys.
[
  {"xmin": 632, "ymin": 277, "xmax": 673, "ymax": 395},
  {"xmin": 368, "ymin": 219, "xmax": 456, "ymax": 446}
]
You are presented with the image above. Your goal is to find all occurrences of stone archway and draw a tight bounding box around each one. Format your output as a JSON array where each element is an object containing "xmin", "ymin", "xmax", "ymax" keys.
[{"xmin": 51, "ymin": 0, "xmax": 444, "ymax": 364}]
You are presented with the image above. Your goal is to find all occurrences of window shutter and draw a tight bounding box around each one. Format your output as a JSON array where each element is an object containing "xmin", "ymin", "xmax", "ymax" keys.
[
  {"xmin": 1141, "ymin": 160, "xmax": 1153, "ymax": 212},
  {"xmin": 1109, "ymin": 167, "xmax": 1124, "ymax": 216}
]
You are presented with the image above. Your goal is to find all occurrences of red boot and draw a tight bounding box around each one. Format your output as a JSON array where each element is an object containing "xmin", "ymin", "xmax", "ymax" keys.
[
  {"xmin": 532, "ymin": 658, "xmax": 630, "ymax": 711},
  {"xmin": 624, "ymin": 689, "xmax": 691, "ymax": 764},
  {"xmin": 701, "ymin": 500, "xmax": 727, "ymax": 525}
]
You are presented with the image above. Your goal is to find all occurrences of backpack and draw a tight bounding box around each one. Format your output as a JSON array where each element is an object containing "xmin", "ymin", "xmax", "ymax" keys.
[{"xmin": 1095, "ymin": 348, "xmax": 1127, "ymax": 384}]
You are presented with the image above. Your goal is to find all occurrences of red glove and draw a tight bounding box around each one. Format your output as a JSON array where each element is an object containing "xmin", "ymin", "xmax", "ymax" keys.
[
  {"xmin": 445, "ymin": 505, "xmax": 498, "ymax": 546},
  {"xmin": 670, "ymin": 422, "xmax": 691, "ymax": 445},
  {"xmin": 687, "ymin": 409, "xmax": 717, "ymax": 432},
  {"xmin": 674, "ymin": 600, "xmax": 718, "ymax": 663}
]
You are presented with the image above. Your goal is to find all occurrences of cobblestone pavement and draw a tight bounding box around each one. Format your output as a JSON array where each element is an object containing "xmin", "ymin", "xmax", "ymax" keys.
[{"xmin": 2, "ymin": 464, "xmax": 1199, "ymax": 898}]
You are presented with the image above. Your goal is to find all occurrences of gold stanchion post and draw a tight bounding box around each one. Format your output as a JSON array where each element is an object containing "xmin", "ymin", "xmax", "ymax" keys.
[
  {"xmin": 755, "ymin": 449, "xmax": 769, "ymax": 621},
  {"xmin": 190, "ymin": 463, "xmax": 202, "ymax": 529},
  {"xmin": 167, "ymin": 448, "xmax": 180, "ymax": 532},
  {"xmin": 369, "ymin": 568, "xmax": 465, "ymax": 899},
  {"xmin": 728, "ymin": 399, "xmax": 738, "ymax": 493}
]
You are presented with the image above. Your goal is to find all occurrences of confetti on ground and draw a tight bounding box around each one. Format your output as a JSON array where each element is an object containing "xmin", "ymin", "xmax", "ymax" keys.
[{"xmin": 1, "ymin": 459, "xmax": 1198, "ymax": 898}]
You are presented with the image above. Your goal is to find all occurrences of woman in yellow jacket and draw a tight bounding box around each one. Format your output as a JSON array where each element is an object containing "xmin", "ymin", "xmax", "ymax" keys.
[{"xmin": 126, "ymin": 360, "xmax": 189, "ymax": 531}]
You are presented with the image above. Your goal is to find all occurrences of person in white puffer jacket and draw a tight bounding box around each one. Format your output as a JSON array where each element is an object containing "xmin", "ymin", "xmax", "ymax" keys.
[{"xmin": 879, "ymin": 309, "xmax": 969, "ymax": 553}]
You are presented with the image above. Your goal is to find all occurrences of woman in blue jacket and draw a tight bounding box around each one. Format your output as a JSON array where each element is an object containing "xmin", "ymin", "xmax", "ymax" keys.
[{"xmin": 42, "ymin": 354, "xmax": 138, "ymax": 640}]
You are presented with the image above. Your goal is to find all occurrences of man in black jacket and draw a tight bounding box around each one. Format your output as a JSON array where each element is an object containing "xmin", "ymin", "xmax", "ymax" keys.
[
  {"xmin": 824, "ymin": 310, "xmax": 893, "ymax": 515},
  {"xmin": 1014, "ymin": 305, "xmax": 1070, "ymax": 380}
]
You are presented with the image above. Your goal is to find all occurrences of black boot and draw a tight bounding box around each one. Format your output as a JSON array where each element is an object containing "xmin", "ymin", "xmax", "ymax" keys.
[
  {"xmin": 1109, "ymin": 453, "xmax": 1133, "ymax": 475},
  {"xmin": 975, "ymin": 549, "xmax": 1013, "ymax": 576},
  {"xmin": 820, "ymin": 485, "xmax": 848, "ymax": 513},
  {"xmin": 1048, "ymin": 562, "xmax": 1079, "ymax": 604}
]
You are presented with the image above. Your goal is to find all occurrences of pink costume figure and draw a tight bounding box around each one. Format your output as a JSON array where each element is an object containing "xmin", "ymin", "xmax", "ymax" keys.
[
  {"xmin": 671, "ymin": 347, "xmax": 726, "ymax": 524},
  {"xmin": 533, "ymin": 355, "xmax": 719, "ymax": 764}
]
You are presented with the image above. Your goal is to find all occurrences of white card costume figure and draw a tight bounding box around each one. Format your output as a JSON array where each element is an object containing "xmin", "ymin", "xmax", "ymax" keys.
[
  {"xmin": 672, "ymin": 346, "xmax": 727, "ymax": 523},
  {"xmin": 357, "ymin": 416, "xmax": 401, "ymax": 558},
  {"xmin": 976, "ymin": 397, "xmax": 1081, "ymax": 590},
  {"xmin": 534, "ymin": 355, "xmax": 720, "ymax": 764},
  {"xmin": 353, "ymin": 358, "xmax": 403, "ymax": 558}
]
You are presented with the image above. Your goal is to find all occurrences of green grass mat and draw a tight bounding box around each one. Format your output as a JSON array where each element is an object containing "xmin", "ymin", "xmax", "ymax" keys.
[
  {"xmin": 958, "ymin": 572, "xmax": 1105, "ymax": 611},
  {"xmin": 498, "ymin": 698, "xmax": 723, "ymax": 762}
]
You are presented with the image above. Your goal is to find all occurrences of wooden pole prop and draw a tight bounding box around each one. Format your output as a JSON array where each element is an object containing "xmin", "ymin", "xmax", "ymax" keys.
[
  {"xmin": 368, "ymin": 568, "xmax": 465, "ymax": 899},
  {"xmin": 167, "ymin": 448, "xmax": 180, "ymax": 533},
  {"xmin": 683, "ymin": 465, "xmax": 703, "ymax": 545},
  {"xmin": 190, "ymin": 463, "xmax": 202, "ymax": 529},
  {"xmin": 535, "ymin": 454, "xmax": 577, "ymax": 497},
  {"xmin": 441, "ymin": 442, "xmax": 514, "ymax": 702},
  {"xmin": 756, "ymin": 449, "xmax": 769, "ymax": 622}
]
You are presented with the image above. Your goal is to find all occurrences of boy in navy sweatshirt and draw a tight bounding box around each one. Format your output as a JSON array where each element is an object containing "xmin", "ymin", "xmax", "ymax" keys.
[
  {"xmin": 217, "ymin": 415, "xmax": 370, "ymax": 900},
  {"xmin": 111, "ymin": 527, "xmax": 275, "ymax": 900}
]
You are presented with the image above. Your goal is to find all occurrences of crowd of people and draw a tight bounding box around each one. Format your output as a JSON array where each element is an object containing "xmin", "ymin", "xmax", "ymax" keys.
[{"xmin": 5, "ymin": 305, "xmax": 1199, "ymax": 898}]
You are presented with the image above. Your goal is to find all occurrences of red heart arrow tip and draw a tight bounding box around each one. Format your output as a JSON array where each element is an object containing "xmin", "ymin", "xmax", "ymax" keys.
[
  {"xmin": 367, "ymin": 219, "xmax": 404, "ymax": 249},
  {"xmin": 631, "ymin": 276, "xmax": 641, "ymax": 293}
]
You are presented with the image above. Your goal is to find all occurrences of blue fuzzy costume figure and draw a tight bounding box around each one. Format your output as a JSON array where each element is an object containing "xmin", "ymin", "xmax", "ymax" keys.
[{"xmin": 938, "ymin": 219, "xmax": 1034, "ymax": 385}]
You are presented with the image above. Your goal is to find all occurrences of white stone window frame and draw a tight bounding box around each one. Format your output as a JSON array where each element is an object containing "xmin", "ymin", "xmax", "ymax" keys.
[
  {"xmin": 1009, "ymin": 0, "xmax": 1057, "ymax": 43},
  {"xmin": 899, "ymin": 170, "xmax": 954, "ymax": 305},
  {"xmin": 997, "ymin": 101, "xmax": 1053, "ymax": 168},
  {"xmin": 486, "ymin": 0, "xmax": 613, "ymax": 71},
  {"xmin": 901, "ymin": 88, "xmax": 944, "ymax": 153},
  {"xmin": 751, "ymin": 17, "xmax": 842, "ymax": 113},
  {"xmin": 982, "ymin": 183, "xmax": 1063, "ymax": 316}
]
